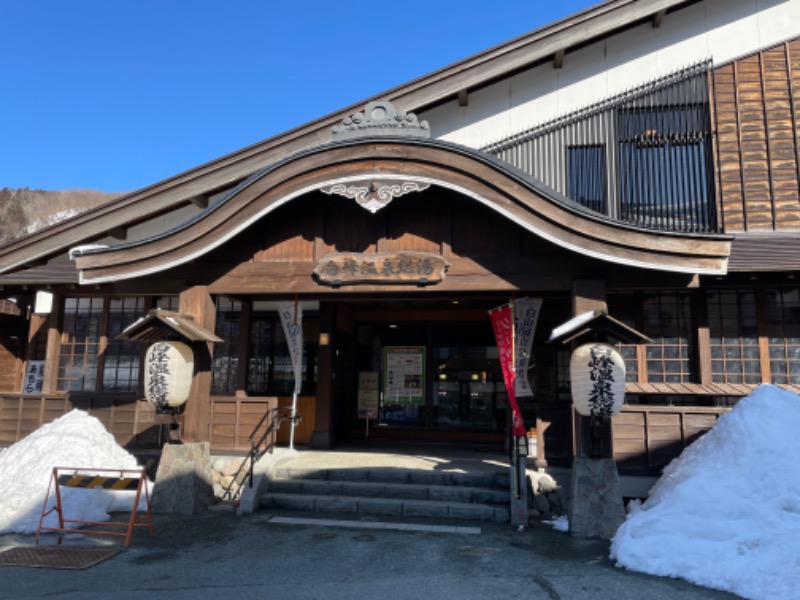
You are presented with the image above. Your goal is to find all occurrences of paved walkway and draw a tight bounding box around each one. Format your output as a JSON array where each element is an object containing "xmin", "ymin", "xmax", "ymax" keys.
[
  {"xmin": 264, "ymin": 443, "xmax": 512, "ymax": 476},
  {"xmin": 0, "ymin": 509, "xmax": 739, "ymax": 600},
  {"xmin": 0, "ymin": 445, "xmax": 740, "ymax": 599}
]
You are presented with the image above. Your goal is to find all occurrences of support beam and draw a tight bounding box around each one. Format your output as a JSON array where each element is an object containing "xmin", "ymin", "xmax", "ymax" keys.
[
  {"xmin": 179, "ymin": 286, "xmax": 216, "ymax": 444},
  {"xmin": 457, "ymin": 89, "xmax": 469, "ymax": 107},
  {"xmin": 553, "ymin": 49, "xmax": 565, "ymax": 69},
  {"xmin": 652, "ymin": 8, "xmax": 667, "ymax": 28},
  {"xmin": 108, "ymin": 227, "xmax": 127, "ymax": 241},
  {"xmin": 191, "ymin": 195, "xmax": 209, "ymax": 209}
]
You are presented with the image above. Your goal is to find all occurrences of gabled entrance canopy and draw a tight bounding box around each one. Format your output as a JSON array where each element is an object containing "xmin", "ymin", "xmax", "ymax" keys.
[{"xmin": 71, "ymin": 136, "xmax": 731, "ymax": 284}]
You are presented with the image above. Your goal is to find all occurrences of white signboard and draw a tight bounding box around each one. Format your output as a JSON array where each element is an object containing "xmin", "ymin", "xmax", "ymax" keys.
[
  {"xmin": 23, "ymin": 361, "xmax": 45, "ymax": 394},
  {"xmin": 357, "ymin": 371, "xmax": 379, "ymax": 419}
]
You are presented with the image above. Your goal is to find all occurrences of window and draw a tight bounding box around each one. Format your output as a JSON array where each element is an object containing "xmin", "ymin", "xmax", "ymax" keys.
[
  {"xmin": 642, "ymin": 292, "xmax": 695, "ymax": 383},
  {"xmin": 608, "ymin": 291, "xmax": 696, "ymax": 384},
  {"xmin": 707, "ymin": 290, "xmax": 761, "ymax": 384},
  {"xmin": 617, "ymin": 105, "xmax": 713, "ymax": 232},
  {"xmin": 57, "ymin": 297, "xmax": 147, "ymax": 392},
  {"xmin": 567, "ymin": 145, "xmax": 606, "ymax": 213},
  {"xmin": 766, "ymin": 288, "xmax": 800, "ymax": 384},
  {"xmin": 211, "ymin": 298, "xmax": 319, "ymax": 396},
  {"xmin": 104, "ymin": 297, "xmax": 148, "ymax": 391},
  {"xmin": 607, "ymin": 292, "xmax": 640, "ymax": 383},
  {"xmin": 211, "ymin": 297, "xmax": 241, "ymax": 395},
  {"xmin": 248, "ymin": 314, "xmax": 318, "ymax": 395}
]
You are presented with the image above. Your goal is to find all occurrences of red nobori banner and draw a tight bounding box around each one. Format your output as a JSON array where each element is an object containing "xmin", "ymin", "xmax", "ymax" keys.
[{"xmin": 489, "ymin": 303, "xmax": 526, "ymax": 437}]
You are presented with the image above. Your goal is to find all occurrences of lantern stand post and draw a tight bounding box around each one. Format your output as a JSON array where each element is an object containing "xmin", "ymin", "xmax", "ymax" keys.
[{"xmin": 548, "ymin": 309, "xmax": 651, "ymax": 540}]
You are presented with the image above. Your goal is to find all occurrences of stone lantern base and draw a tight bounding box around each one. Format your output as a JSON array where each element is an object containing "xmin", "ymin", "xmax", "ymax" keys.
[
  {"xmin": 151, "ymin": 442, "xmax": 215, "ymax": 514},
  {"xmin": 567, "ymin": 457, "xmax": 626, "ymax": 539}
]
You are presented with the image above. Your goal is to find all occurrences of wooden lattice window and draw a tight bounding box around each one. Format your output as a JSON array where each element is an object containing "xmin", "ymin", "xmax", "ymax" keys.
[
  {"xmin": 103, "ymin": 297, "xmax": 148, "ymax": 392},
  {"xmin": 642, "ymin": 292, "xmax": 696, "ymax": 383},
  {"xmin": 766, "ymin": 288, "xmax": 800, "ymax": 384},
  {"xmin": 248, "ymin": 313, "xmax": 319, "ymax": 396},
  {"xmin": 211, "ymin": 297, "xmax": 241, "ymax": 395},
  {"xmin": 607, "ymin": 292, "xmax": 640, "ymax": 383},
  {"xmin": 58, "ymin": 298, "xmax": 103, "ymax": 391},
  {"xmin": 155, "ymin": 296, "xmax": 180, "ymax": 311},
  {"xmin": 707, "ymin": 290, "xmax": 761, "ymax": 384},
  {"xmin": 57, "ymin": 297, "xmax": 146, "ymax": 392}
]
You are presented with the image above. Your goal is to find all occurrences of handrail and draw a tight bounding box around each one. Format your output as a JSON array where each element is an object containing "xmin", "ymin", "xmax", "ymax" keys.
[{"xmin": 220, "ymin": 406, "xmax": 301, "ymax": 502}]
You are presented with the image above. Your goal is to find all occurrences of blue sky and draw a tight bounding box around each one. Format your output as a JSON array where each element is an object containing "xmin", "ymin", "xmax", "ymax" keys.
[{"xmin": 2, "ymin": 1, "xmax": 595, "ymax": 192}]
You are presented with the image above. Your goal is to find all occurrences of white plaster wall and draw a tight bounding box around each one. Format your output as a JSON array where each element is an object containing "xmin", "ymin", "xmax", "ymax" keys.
[{"xmin": 423, "ymin": 0, "xmax": 800, "ymax": 149}]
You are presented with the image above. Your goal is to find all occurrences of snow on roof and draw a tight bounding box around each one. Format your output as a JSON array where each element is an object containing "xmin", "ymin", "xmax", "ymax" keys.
[{"xmin": 548, "ymin": 310, "xmax": 597, "ymax": 341}]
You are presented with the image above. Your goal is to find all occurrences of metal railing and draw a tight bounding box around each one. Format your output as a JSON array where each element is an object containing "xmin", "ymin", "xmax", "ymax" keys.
[
  {"xmin": 483, "ymin": 61, "xmax": 718, "ymax": 233},
  {"xmin": 220, "ymin": 406, "xmax": 301, "ymax": 502}
]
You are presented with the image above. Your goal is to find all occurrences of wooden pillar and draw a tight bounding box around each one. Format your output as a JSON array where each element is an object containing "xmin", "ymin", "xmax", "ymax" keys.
[
  {"xmin": 179, "ymin": 286, "xmax": 216, "ymax": 444},
  {"xmin": 572, "ymin": 279, "xmax": 607, "ymax": 316},
  {"xmin": 42, "ymin": 293, "xmax": 63, "ymax": 394},
  {"xmin": 311, "ymin": 301, "xmax": 335, "ymax": 449}
]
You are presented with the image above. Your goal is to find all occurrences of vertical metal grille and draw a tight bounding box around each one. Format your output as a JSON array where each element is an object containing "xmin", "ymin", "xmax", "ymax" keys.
[{"xmin": 483, "ymin": 61, "xmax": 718, "ymax": 232}]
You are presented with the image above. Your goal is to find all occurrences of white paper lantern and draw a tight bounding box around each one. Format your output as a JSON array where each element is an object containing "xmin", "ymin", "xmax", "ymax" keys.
[
  {"xmin": 570, "ymin": 343, "xmax": 625, "ymax": 418},
  {"xmin": 145, "ymin": 341, "xmax": 194, "ymax": 409}
]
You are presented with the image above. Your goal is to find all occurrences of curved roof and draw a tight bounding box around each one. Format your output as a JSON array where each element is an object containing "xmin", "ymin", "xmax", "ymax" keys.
[
  {"xmin": 72, "ymin": 137, "xmax": 731, "ymax": 284},
  {"xmin": 0, "ymin": 0, "xmax": 692, "ymax": 276}
]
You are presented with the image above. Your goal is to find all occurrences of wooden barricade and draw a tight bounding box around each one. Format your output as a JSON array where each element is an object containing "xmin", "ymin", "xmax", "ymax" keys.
[{"xmin": 36, "ymin": 467, "xmax": 154, "ymax": 548}]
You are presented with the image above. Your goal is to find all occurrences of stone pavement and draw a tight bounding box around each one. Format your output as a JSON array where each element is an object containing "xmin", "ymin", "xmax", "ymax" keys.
[{"xmin": 0, "ymin": 507, "xmax": 739, "ymax": 599}]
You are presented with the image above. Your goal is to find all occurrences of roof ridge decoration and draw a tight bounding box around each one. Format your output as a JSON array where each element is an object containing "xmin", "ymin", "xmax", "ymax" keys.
[{"xmin": 331, "ymin": 101, "xmax": 430, "ymax": 141}]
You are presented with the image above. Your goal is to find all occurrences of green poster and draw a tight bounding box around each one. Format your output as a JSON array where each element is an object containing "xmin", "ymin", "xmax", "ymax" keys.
[{"xmin": 383, "ymin": 346, "xmax": 425, "ymax": 406}]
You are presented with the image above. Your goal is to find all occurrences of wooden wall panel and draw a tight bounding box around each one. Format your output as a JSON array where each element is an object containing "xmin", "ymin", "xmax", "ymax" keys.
[
  {"xmin": 322, "ymin": 200, "xmax": 381, "ymax": 254},
  {"xmin": 451, "ymin": 201, "xmax": 520, "ymax": 258},
  {"xmin": 276, "ymin": 395, "xmax": 316, "ymax": 445},
  {"xmin": 611, "ymin": 406, "xmax": 727, "ymax": 474},
  {"xmin": 255, "ymin": 201, "xmax": 316, "ymax": 262},
  {"xmin": 0, "ymin": 394, "xmax": 163, "ymax": 450},
  {"xmin": 713, "ymin": 39, "xmax": 800, "ymax": 232},
  {"xmin": 209, "ymin": 396, "xmax": 279, "ymax": 453},
  {"xmin": 383, "ymin": 195, "xmax": 441, "ymax": 253}
]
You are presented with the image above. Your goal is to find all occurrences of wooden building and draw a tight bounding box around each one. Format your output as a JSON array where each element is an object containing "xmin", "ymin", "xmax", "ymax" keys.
[{"xmin": 1, "ymin": 0, "xmax": 799, "ymax": 479}]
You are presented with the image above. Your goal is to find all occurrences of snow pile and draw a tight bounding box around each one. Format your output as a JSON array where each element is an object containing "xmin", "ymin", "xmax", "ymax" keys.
[
  {"xmin": 611, "ymin": 385, "xmax": 800, "ymax": 600},
  {"xmin": 0, "ymin": 410, "xmax": 149, "ymax": 534}
]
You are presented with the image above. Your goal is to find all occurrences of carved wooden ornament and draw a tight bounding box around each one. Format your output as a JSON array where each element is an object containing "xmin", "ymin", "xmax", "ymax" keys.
[{"xmin": 313, "ymin": 252, "xmax": 449, "ymax": 286}]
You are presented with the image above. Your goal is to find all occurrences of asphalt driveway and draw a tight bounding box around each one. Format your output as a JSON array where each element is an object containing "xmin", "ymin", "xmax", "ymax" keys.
[{"xmin": 0, "ymin": 509, "xmax": 740, "ymax": 600}]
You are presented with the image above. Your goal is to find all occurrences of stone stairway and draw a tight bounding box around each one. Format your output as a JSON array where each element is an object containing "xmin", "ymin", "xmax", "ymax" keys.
[{"xmin": 260, "ymin": 466, "xmax": 511, "ymax": 522}]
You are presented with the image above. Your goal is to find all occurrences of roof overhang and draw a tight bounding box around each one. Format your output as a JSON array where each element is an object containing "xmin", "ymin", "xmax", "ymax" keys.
[
  {"xmin": 71, "ymin": 137, "xmax": 731, "ymax": 284},
  {"xmin": 0, "ymin": 0, "xmax": 694, "ymax": 277}
]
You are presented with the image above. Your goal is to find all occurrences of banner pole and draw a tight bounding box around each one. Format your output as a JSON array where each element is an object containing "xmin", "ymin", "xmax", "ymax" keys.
[{"xmin": 289, "ymin": 392, "xmax": 298, "ymax": 450}]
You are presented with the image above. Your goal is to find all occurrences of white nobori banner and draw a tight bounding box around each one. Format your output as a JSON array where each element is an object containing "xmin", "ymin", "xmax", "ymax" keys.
[
  {"xmin": 514, "ymin": 298, "xmax": 542, "ymax": 398},
  {"xmin": 277, "ymin": 301, "xmax": 304, "ymax": 396}
]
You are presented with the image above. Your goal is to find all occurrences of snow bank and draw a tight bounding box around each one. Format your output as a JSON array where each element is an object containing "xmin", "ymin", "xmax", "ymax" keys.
[
  {"xmin": 611, "ymin": 385, "xmax": 800, "ymax": 600},
  {"xmin": 0, "ymin": 409, "xmax": 149, "ymax": 534}
]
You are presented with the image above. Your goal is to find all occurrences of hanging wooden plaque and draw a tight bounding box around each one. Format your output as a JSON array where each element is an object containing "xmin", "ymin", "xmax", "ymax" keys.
[{"xmin": 313, "ymin": 252, "xmax": 449, "ymax": 286}]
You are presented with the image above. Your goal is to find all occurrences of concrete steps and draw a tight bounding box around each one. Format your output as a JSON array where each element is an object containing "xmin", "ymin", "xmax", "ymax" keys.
[{"xmin": 260, "ymin": 467, "xmax": 511, "ymax": 522}]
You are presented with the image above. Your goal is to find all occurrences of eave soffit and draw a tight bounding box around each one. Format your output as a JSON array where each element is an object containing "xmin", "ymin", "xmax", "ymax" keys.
[
  {"xmin": 0, "ymin": 0, "xmax": 690, "ymax": 276},
  {"xmin": 71, "ymin": 135, "xmax": 732, "ymax": 284}
]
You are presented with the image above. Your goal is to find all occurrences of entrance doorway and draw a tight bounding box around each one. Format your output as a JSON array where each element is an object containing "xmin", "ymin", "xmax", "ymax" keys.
[{"xmin": 348, "ymin": 317, "xmax": 506, "ymax": 438}]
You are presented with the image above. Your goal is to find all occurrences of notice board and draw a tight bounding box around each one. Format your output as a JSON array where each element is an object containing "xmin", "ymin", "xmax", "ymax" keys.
[{"xmin": 383, "ymin": 346, "xmax": 425, "ymax": 406}]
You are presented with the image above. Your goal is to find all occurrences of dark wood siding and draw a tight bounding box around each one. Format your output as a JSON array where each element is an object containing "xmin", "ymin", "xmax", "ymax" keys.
[{"xmin": 712, "ymin": 38, "xmax": 800, "ymax": 232}]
